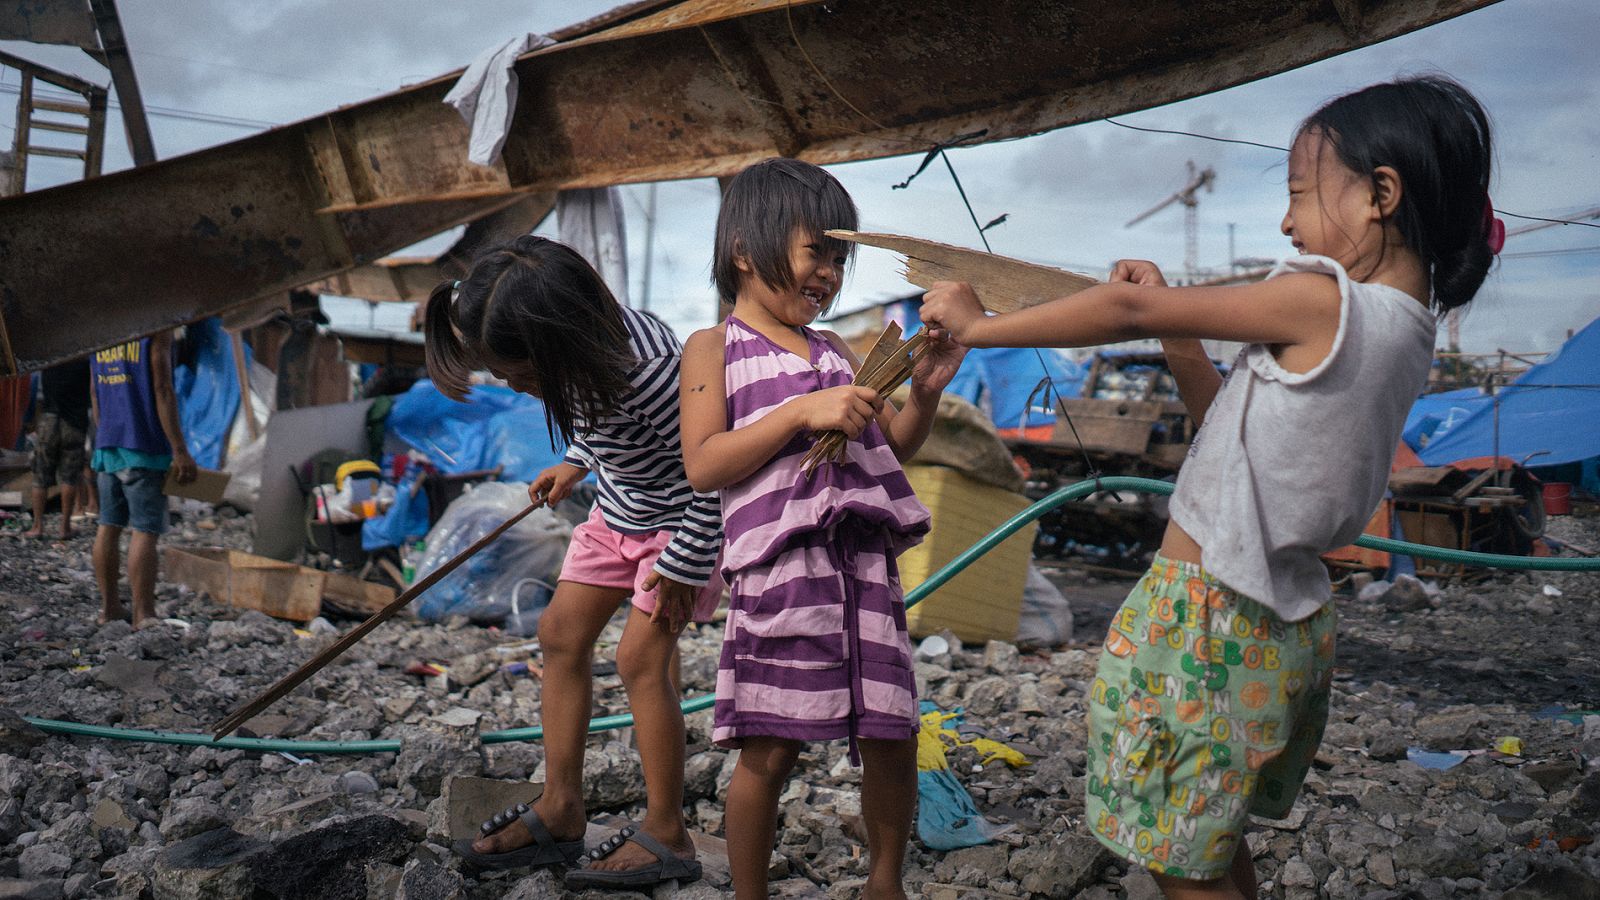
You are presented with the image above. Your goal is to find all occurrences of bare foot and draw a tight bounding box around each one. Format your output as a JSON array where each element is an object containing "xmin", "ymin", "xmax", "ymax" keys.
[
  {"xmin": 132, "ymin": 615, "xmax": 163, "ymax": 631},
  {"xmin": 57, "ymin": 528, "xmax": 75, "ymax": 541},
  {"xmin": 98, "ymin": 606, "xmax": 130, "ymax": 626},
  {"xmin": 20, "ymin": 528, "xmax": 43, "ymax": 540},
  {"xmin": 470, "ymin": 796, "xmax": 585, "ymax": 855},
  {"xmin": 585, "ymin": 823, "xmax": 695, "ymax": 874}
]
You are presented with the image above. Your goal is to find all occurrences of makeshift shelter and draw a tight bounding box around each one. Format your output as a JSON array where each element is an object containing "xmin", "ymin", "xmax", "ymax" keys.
[{"xmin": 1408, "ymin": 318, "xmax": 1600, "ymax": 487}]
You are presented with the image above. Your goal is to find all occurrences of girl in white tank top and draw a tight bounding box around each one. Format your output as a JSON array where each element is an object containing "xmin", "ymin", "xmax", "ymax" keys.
[{"xmin": 923, "ymin": 77, "xmax": 1499, "ymax": 898}]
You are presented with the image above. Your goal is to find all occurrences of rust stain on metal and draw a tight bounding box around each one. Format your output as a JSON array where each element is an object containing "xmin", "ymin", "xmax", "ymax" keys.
[{"xmin": 0, "ymin": 0, "xmax": 1501, "ymax": 372}]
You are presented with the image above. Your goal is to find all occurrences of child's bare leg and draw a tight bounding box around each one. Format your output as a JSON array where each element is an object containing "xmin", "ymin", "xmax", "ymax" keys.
[
  {"xmin": 127, "ymin": 530, "xmax": 160, "ymax": 627},
  {"xmin": 23, "ymin": 486, "xmax": 46, "ymax": 538},
  {"xmin": 93, "ymin": 525, "xmax": 125, "ymax": 623},
  {"xmin": 583, "ymin": 608, "xmax": 696, "ymax": 872},
  {"xmin": 726, "ymin": 736, "xmax": 802, "ymax": 900},
  {"xmin": 857, "ymin": 736, "xmax": 917, "ymax": 900},
  {"xmin": 57, "ymin": 484, "xmax": 78, "ymax": 538},
  {"xmin": 1151, "ymin": 838, "xmax": 1253, "ymax": 900},
  {"xmin": 471, "ymin": 582, "xmax": 623, "ymax": 854}
]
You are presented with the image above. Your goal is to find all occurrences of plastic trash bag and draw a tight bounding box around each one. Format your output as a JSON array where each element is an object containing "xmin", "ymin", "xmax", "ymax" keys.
[
  {"xmin": 915, "ymin": 707, "xmax": 1019, "ymax": 850},
  {"xmin": 1014, "ymin": 565, "xmax": 1074, "ymax": 649},
  {"xmin": 413, "ymin": 481, "xmax": 573, "ymax": 625}
]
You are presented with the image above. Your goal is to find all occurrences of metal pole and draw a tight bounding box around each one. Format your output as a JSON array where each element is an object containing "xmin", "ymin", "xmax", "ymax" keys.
[
  {"xmin": 641, "ymin": 183, "xmax": 656, "ymax": 312},
  {"xmin": 87, "ymin": 0, "xmax": 156, "ymax": 167}
]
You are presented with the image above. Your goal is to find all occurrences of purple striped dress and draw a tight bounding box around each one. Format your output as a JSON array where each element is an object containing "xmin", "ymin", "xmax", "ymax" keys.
[{"xmin": 713, "ymin": 316, "xmax": 931, "ymax": 756}]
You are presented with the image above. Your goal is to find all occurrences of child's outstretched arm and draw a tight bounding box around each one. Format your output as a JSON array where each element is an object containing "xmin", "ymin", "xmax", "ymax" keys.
[
  {"xmin": 1111, "ymin": 260, "xmax": 1225, "ymax": 426},
  {"xmin": 820, "ymin": 331, "xmax": 968, "ymax": 462},
  {"xmin": 920, "ymin": 270, "xmax": 1341, "ymax": 360},
  {"xmin": 679, "ymin": 327, "xmax": 883, "ymax": 492}
]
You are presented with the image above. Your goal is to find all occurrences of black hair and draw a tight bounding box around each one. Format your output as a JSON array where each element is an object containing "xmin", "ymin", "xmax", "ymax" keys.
[
  {"xmin": 422, "ymin": 235, "xmax": 635, "ymax": 448},
  {"xmin": 712, "ymin": 157, "xmax": 859, "ymax": 308},
  {"xmin": 1300, "ymin": 75, "xmax": 1494, "ymax": 314}
]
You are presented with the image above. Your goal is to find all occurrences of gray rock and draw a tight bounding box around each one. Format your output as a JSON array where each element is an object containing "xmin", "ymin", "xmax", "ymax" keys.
[
  {"xmin": 501, "ymin": 868, "xmax": 564, "ymax": 899},
  {"xmin": 340, "ymin": 771, "xmax": 381, "ymax": 795},
  {"xmin": 396, "ymin": 728, "xmax": 484, "ymax": 800},
  {"xmin": 364, "ymin": 862, "xmax": 403, "ymax": 900},
  {"xmin": 16, "ymin": 845, "xmax": 70, "ymax": 880},
  {"xmin": 1391, "ymin": 838, "xmax": 1479, "ymax": 880},
  {"xmin": 149, "ymin": 828, "xmax": 269, "ymax": 900},
  {"xmin": 1006, "ymin": 834, "xmax": 1111, "ymax": 896},
  {"xmin": 0, "ymin": 709, "xmax": 45, "ymax": 756},
  {"xmin": 429, "ymin": 776, "xmax": 542, "ymax": 844},
  {"xmin": 1119, "ymin": 867, "xmax": 1164, "ymax": 900},
  {"xmin": 982, "ymin": 640, "xmax": 1021, "ymax": 675},
  {"xmin": 158, "ymin": 798, "xmax": 227, "ymax": 842},
  {"xmin": 1413, "ymin": 706, "xmax": 1487, "ymax": 750},
  {"xmin": 932, "ymin": 843, "xmax": 1009, "ymax": 884},
  {"xmin": 0, "ymin": 880, "xmax": 64, "ymax": 900},
  {"xmin": 394, "ymin": 858, "xmax": 463, "ymax": 900}
]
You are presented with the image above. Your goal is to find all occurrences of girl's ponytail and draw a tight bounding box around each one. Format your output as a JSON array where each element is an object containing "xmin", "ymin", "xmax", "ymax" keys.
[
  {"xmin": 1433, "ymin": 225, "xmax": 1494, "ymax": 314},
  {"xmin": 423, "ymin": 279, "xmax": 474, "ymax": 401}
]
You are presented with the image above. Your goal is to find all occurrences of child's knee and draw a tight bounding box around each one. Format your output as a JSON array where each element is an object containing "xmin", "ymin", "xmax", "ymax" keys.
[
  {"xmin": 615, "ymin": 637, "xmax": 672, "ymax": 689},
  {"xmin": 537, "ymin": 608, "xmax": 591, "ymax": 658},
  {"xmin": 736, "ymin": 740, "xmax": 802, "ymax": 780}
]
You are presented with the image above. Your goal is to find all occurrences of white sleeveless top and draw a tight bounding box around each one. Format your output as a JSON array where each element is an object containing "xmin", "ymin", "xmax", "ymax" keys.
[{"xmin": 1168, "ymin": 255, "xmax": 1435, "ymax": 621}]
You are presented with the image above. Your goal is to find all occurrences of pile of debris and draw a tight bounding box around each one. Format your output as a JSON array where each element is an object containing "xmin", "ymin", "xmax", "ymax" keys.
[{"xmin": 0, "ymin": 508, "xmax": 1596, "ymax": 899}]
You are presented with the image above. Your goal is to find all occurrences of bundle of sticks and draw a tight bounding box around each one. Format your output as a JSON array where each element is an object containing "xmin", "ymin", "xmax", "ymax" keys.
[{"xmin": 799, "ymin": 322, "xmax": 931, "ymax": 475}]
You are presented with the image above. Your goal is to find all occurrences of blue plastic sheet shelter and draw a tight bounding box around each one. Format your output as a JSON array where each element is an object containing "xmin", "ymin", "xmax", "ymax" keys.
[
  {"xmin": 173, "ymin": 318, "xmax": 245, "ymax": 470},
  {"xmin": 383, "ymin": 379, "xmax": 568, "ymax": 481},
  {"xmin": 1414, "ymin": 317, "xmax": 1600, "ymax": 467},
  {"xmin": 890, "ymin": 296, "xmax": 1085, "ymax": 430}
]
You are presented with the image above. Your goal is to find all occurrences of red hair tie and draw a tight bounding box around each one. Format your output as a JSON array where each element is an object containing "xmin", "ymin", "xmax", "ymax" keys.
[{"xmin": 1483, "ymin": 197, "xmax": 1505, "ymax": 255}]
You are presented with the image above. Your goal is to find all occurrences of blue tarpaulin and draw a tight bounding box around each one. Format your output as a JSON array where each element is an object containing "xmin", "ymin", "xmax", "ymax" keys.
[
  {"xmin": 173, "ymin": 318, "xmax": 245, "ymax": 470},
  {"xmin": 383, "ymin": 379, "xmax": 569, "ymax": 481},
  {"xmin": 1412, "ymin": 317, "xmax": 1600, "ymax": 468}
]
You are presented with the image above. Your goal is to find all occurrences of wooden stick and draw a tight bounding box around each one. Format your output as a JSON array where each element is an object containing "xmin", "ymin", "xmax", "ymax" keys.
[
  {"xmin": 826, "ymin": 229, "xmax": 1098, "ymax": 312},
  {"xmin": 210, "ymin": 502, "xmax": 540, "ymax": 740},
  {"xmin": 229, "ymin": 332, "xmax": 260, "ymax": 442}
]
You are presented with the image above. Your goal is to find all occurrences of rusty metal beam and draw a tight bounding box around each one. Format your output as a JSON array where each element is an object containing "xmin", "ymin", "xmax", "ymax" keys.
[
  {"xmin": 0, "ymin": 0, "xmax": 99, "ymax": 49},
  {"xmin": 0, "ymin": 0, "xmax": 1501, "ymax": 372}
]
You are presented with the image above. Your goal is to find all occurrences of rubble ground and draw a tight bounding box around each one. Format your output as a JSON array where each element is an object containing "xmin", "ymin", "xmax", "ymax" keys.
[{"xmin": 0, "ymin": 507, "xmax": 1597, "ymax": 899}]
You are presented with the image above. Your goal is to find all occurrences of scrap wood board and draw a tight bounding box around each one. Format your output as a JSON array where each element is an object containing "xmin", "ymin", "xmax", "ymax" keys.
[
  {"xmin": 827, "ymin": 230, "xmax": 1098, "ymax": 312},
  {"xmin": 164, "ymin": 546, "xmax": 394, "ymax": 622}
]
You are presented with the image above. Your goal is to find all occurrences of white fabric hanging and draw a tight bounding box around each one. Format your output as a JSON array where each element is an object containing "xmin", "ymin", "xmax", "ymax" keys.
[
  {"xmin": 557, "ymin": 188, "xmax": 631, "ymax": 308},
  {"xmin": 443, "ymin": 33, "xmax": 553, "ymax": 166}
]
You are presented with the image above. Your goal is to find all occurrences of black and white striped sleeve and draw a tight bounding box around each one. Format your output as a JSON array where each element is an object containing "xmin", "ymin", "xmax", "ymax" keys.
[{"xmin": 627, "ymin": 352, "xmax": 723, "ymax": 586}]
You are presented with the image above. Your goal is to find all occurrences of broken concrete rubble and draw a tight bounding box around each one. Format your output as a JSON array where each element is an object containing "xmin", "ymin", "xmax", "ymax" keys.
[{"xmin": 0, "ymin": 510, "xmax": 1596, "ymax": 897}]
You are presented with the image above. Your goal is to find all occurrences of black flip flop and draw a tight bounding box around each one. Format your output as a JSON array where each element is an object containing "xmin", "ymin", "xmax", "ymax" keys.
[
  {"xmin": 451, "ymin": 803, "xmax": 585, "ymax": 871},
  {"xmin": 563, "ymin": 824, "xmax": 703, "ymax": 889}
]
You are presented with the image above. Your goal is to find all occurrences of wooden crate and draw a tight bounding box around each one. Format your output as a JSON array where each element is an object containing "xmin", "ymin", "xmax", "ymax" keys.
[
  {"xmin": 1054, "ymin": 398, "xmax": 1164, "ymax": 456},
  {"xmin": 900, "ymin": 465, "xmax": 1037, "ymax": 644},
  {"xmin": 163, "ymin": 547, "xmax": 325, "ymax": 622}
]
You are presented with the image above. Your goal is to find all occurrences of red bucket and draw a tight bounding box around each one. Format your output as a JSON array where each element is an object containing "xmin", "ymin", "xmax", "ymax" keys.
[{"xmin": 1543, "ymin": 482, "xmax": 1574, "ymax": 516}]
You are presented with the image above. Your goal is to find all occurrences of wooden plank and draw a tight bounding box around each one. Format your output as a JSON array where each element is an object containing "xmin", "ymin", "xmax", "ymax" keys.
[
  {"xmin": 162, "ymin": 546, "xmax": 321, "ymax": 622},
  {"xmin": 828, "ymin": 230, "xmax": 1097, "ymax": 313},
  {"xmin": 321, "ymin": 570, "xmax": 395, "ymax": 619}
]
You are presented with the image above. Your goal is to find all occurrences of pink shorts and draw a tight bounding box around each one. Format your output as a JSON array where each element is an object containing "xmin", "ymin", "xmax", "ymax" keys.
[{"xmin": 559, "ymin": 505, "xmax": 724, "ymax": 623}]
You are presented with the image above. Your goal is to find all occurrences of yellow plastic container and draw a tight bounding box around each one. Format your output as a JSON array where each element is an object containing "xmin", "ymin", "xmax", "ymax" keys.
[{"xmin": 899, "ymin": 464, "xmax": 1036, "ymax": 644}]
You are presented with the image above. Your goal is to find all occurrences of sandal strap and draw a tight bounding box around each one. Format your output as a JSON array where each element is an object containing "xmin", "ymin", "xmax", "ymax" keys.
[
  {"xmin": 519, "ymin": 805, "xmax": 556, "ymax": 848},
  {"xmin": 587, "ymin": 824, "xmax": 637, "ymax": 861}
]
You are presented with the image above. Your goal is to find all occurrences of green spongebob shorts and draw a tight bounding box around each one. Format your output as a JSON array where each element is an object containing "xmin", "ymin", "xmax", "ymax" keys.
[{"xmin": 1084, "ymin": 555, "xmax": 1336, "ymax": 880}]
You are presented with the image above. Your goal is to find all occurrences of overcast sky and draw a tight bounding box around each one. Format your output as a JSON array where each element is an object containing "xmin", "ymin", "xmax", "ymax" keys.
[{"xmin": 4, "ymin": 0, "xmax": 1597, "ymax": 355}]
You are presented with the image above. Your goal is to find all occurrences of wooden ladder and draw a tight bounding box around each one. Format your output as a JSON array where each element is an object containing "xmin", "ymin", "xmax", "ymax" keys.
[{"xmin": 3, "ymin": 53, "xmax": 108, "ymax": 195}]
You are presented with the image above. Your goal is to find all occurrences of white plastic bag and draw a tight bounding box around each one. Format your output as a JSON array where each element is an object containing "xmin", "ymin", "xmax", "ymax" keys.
[{"xmin": 414, "ymin": 481, "xmax": 573, "ymax": 624}]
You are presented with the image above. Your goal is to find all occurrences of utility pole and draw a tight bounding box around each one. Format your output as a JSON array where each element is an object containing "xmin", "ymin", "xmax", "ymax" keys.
[
  {"xmin": 1227, "ymin": 223, "xmax": 1236, "ymax": 274},
  {"xmin": 640, "ymin": 183, "xmax": 657, "ymax": 312}
]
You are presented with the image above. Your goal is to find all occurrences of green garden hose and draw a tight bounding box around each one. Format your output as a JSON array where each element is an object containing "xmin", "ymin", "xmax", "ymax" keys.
[{"xmin": 24, "ymin": 476, "xmax": 1598, "ymax": 753}]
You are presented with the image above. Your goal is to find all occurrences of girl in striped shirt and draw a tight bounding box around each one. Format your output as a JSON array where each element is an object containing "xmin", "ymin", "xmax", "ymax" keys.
[
  {"xmin": 424, "ymin": 236, "xmax": 717, "ymax": 889},
  {"xmin": 679, "ymin": 159, "xmax": 967, "ymax": 900}
]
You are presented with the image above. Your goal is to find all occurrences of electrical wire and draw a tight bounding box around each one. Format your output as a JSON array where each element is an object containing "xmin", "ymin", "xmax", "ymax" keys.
[
  {"xmin": 0, "ymin": 81, "xmax": 277, "ymax": 130},
  {"xmin": 1103, "ymin": 117, "xmax": 1289, "ymax": 152}
]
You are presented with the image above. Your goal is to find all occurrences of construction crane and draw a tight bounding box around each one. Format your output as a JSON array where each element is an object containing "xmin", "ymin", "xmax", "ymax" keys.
[{"xmin": 1126, "ymin": 160, "xmax": 1216, "ymax": 277}]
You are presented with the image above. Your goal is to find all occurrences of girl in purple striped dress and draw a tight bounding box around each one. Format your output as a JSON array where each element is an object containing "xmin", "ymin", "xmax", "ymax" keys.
[{"xmin": 680, "ymin": 158, "xmax": 967, "ymax": 900}]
